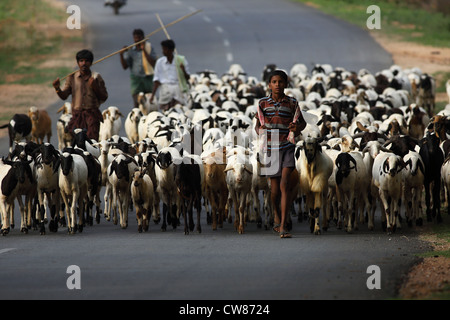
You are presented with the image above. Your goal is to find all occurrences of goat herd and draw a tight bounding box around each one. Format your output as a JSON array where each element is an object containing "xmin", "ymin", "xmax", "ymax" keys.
[{"xmin": 1, "ymin": 62, "xmax": 449, "ymax": 237}]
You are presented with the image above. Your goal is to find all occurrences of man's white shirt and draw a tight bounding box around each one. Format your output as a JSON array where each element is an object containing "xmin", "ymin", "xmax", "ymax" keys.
[{"xmin": 153, "ymin": 55, "xmax": 190, "ymax": 84}]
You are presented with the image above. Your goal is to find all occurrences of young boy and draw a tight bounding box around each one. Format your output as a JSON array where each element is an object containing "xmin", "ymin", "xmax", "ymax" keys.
[{"xmin": 255, "ymin": 70, "xmax": 306, "ymax": 238}]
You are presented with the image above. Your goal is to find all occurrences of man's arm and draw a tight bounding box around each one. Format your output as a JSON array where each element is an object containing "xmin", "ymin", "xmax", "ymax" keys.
[
  {"xmin": 150, "ymin": 80, "xmax": 160, "ymax": 103},
  {"xmin": 89, "ymin": 75, "xmax": 108, "ymax": 103},
  {"xmin": 53, "ymin": 77, "xmax": 71, "ymax": 100},
  {"xmin": 120, "ymin": 47, "xmax": 129, "ymax": 70}
]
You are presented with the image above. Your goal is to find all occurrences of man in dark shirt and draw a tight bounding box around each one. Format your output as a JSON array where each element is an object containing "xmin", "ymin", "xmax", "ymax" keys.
[{"xmin": 53, "ymin": 49, "xmax": 108, "ymax": 141}]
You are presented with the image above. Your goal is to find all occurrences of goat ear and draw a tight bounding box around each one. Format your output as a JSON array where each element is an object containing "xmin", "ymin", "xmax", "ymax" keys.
[
  {"xmin": 405, "ymin": 158, "xmax": 412, "ymax": 170},
  {"xmin": 335, "ymin": 157, "xmax": 341, "ymax": 168},
  {"xmin": 383, "ymin": 158, "xmax": 390, "ymax": 174},
  {"xmin": 418, "ymin": 158, "xmax": 425, "ymax": 175},
  {"xmin": 294, "ymin": 147, "xmax": 301, "ymax": 160},
  {"xmin": 356, "ymin": 121, "xmax": 368, "ymax": 132},
  {"xmin": 350, "ymin": 155, "xmax": 357, "ymax": 171}
]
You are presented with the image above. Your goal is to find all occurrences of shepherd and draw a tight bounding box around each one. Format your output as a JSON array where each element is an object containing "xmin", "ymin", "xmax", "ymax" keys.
[
  {"xmin": 53, "ymin": 49, "xmax": 108, "ymax": 141},
  {"xmin": 149, "ymin": 39, "xmax": 190, "ymax": 111}
]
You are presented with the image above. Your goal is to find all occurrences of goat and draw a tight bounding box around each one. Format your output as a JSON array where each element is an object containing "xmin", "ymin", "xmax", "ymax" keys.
[
  {"xmin": 296, "ymin": 136, "xmax": 333, "ymax": 234},
  {"xmin": 0, "ymin": 114, "xmax": 32, "ymax": 154},
  {"xmin": 416, "ymin": 73, "xmax": 435, "ymax": 116},
  {"xmin": 66, "ymin": 146, "xmax": 102, "ymax": 226},
  {"xmin": 175, "ymin": 156, "xmax": 203, "ymax": 234},
  {"xmin": 202, "ymin": 147, "xmax": 228, "ymax": 231},
  {"xmin": 334, "ymin": 152, "xmax": 358, "ymax": 233},
  {"xmin": 249, "ymin": 149, "xmax": 271, "ymax": 230},
  {"xmin": 130, "ymin": 167, "xmax": 154, "ymax": 233},
  {"xmin": 406, "ymin": 104, "xmax": 429, "ymax": 140},
  {"xmin": 402, "ymin": 150, "xmax": 425, "ymax": 226},
  {"xmin": 372, "ymin": 151, "xmax": 406, "ymax": 234},
  {"xmin": 0, "ymin": 158, "xmax": 34, "ymax": 235},
  {"xmin": 32, "ymin": 143, "xmax": 63, "ymax": 234},
  {"xmin": 383, "ymin": 134, "xmax": 419, "ymax": 158},
  {"xmin": 419, "ymin": 132, "xmax": 444, "ymax": 223},
  {"xmin": 124, "ymin": 108, "xmax": 143, "ymax": 144},
  {"xmin": 71, "ymin": 128, "xmax": 101, "ymax": 158},
  {"xmin": 155, "ymin": 147, "xmax": 181, "ymax": 231},
  {"xmin": 135, "ymin": 149, "xmax": 160, "ymax": 224},
  {"xmin": 57, "ymin": 112, "xmax": 73, "ymax": 150},
  {"xmin": 58, "ymin": 152, "xmax": 89, "ymax": 234},
  {"xmin": 28, "ymin": 106, "xmax": 52, "ymax": 144},
  {"xmin": 224, "ymin": 149, "xmax": 253, "ymax": 234},
  {"xmin": 137, "ymin": 92, "xmax": 158, "ymax": 115},
  {"xmin": 8, "ymin": 143, "xmax": 38, "ymax": 233},
  {"xmin": 99, "ymin": 106, "xmax": 123, "ymax": 141},
  {"xmin": 107, "ymin": 153, "xmax": 138, "ymax": 229}
]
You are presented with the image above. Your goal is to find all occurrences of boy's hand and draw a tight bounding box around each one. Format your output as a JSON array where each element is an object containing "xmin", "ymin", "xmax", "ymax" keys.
[{"xmin": 288, "ymin": 122, "xmax": 297, "ymax": 132}]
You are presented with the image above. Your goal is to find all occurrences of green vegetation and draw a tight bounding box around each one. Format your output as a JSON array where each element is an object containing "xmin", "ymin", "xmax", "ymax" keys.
[
  {"xmin": 294, "ymin": 0, "xmax": 450, "ymax": 48},
  {"xmin": 0, "ymin": 0, "xmax": 77, "ymax": 85}
]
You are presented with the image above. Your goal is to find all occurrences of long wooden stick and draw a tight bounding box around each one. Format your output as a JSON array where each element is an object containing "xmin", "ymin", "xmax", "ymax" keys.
[
  {"xmin": 155, "ymin": 13, "xmax": 177, "ymax": 55},
  {"xmin": 60, "ymin": 9, "xmax": 201, "ymax": 80}
]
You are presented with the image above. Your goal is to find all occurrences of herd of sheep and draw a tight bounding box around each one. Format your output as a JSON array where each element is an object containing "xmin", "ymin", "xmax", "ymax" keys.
[{"xmin": 0, "ymin": 62, "xmax": 449, "ymax": 236}]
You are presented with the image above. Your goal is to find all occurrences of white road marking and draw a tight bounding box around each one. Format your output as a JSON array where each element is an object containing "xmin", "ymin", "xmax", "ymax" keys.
[{"xmin": 0, "ymin": 248, "xmax": 16, "ymax": 255}]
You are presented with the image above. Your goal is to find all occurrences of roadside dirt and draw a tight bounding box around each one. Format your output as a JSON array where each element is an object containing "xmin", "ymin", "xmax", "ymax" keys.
[
  {"xmin": 0, "ymin": 0, "xmax": 449, "ymax": 300},
  {"xmin": 370, "ymin": 32, "xmax": 450, "ymax": 300}
]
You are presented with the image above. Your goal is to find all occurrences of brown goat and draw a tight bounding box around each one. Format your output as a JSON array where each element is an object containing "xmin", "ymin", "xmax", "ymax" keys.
[
  {"xmin": 203, "ymin": 147, "xmax": 228, "ymax": 230},
  {"xmin": 28, "ymin": 106, "xmax": 52, "ymax": 144}
]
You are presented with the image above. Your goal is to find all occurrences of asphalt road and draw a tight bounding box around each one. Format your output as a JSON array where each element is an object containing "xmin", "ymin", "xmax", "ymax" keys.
[{"xmin": 0, "ymin": 0, "xmax": 430, "ymax": 302}]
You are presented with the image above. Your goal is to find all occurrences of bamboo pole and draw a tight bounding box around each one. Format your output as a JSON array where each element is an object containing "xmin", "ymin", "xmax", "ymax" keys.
[
  {"xmin": 155, "ymin": 13, "xmax": 177, "ymax": 55},
  {"xmin": 60, "ymin": 9, "xmax": 201, "ymax": 80}
]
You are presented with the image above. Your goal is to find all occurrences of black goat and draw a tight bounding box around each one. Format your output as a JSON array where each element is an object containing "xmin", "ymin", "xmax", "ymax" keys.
[
  {"xmin": 419, "ymin": 132, "xmax": 444, "ymax": 223},
  {"xmin": 175, "ymin": 158, "xmax": 202, "ymax": 235}
]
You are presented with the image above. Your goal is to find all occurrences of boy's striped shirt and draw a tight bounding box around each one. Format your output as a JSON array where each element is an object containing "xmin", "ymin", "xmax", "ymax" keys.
[{"xmin": 257, "ymin": 95, "xmax": 300, "ymax": 151}]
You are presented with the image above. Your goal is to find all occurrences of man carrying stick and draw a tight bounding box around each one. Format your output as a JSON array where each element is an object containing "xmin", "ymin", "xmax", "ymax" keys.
[
  {"xmin": 120, "ymin": 28, "xmax": 157, "ymax": 108},
  {"xmin": 53, "ymin": 49, "xmax": 108, "ymax": 141}
]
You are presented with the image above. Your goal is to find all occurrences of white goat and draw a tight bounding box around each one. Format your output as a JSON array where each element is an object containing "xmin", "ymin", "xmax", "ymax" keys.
[
  {"xmin": 402, "ymin": 150, "xmax": 425, "ymax": 226},
  {"xmin": 124, "ymin": 108, "xmax": 143, "ymax": 144},
  {"xmin": 107, "ymin": 153, "xmax": 138, "ymax": 229},
  {"xmin": 372, "ymin": 151, "xmax": 405, "ymax": 234},
  {"xmin": 99, "ymin": 106, "xmax": 123, "ymax": 141},
  {"xmin": 225, "ymin": 148, "xmax": 253, "ymax": 234},
  {"xmin": 154, "ymin": 147, "xmax": 181, "ymax": 231},
  {"xmin": 296, "ymin": 136, "xmax": 333, "ymax": 235},
  {"xmin": 58, "ymin": 152, "xmax": 88, "ymax": 234}
]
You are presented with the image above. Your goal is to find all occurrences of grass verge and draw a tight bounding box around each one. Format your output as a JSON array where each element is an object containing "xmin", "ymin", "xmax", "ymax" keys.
[
  {"xmin": 0, "ymin": 0, "xmax": 83, "ymax": 122},
  {"xmin": 294, "ymin": 0, "xmax": 450, "ymax": 48}
]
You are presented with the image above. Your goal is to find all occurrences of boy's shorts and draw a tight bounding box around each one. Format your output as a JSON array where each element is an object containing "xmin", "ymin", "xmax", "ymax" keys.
[{"xmin": 261, "ymin": 146, "xmax": 295, "ymax": 178}]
